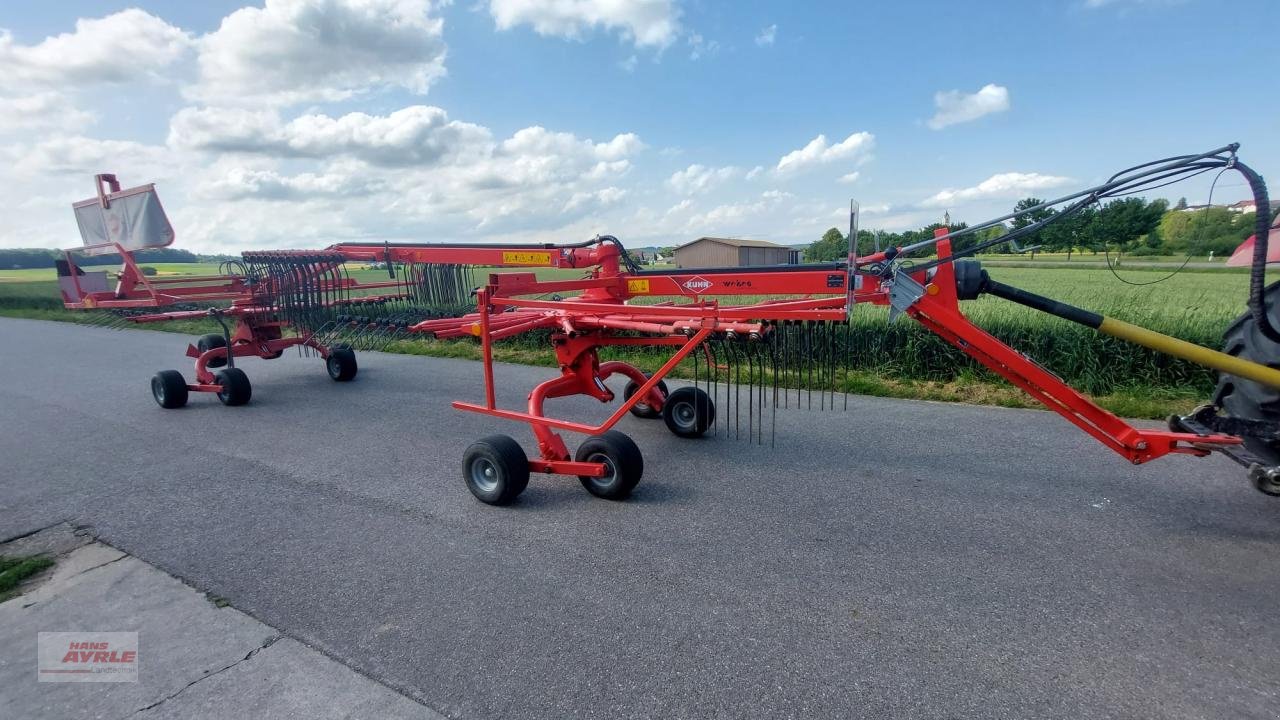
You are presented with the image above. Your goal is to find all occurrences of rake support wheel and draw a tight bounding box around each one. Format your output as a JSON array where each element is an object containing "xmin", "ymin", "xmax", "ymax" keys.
[
  {"xmin": 327, "ymin": 348, "xmax": 358, "ymax": 382},
  {"xmin": 662, "ymin": 387, "xmax": 715, "ymax": 438},
  {"xmin": 197, "ymin": 334, "xmax": 228, "ymax": 368},
  {"xmin": 215, "ymin": 368, "xmax": 252, "ymax": 406},
  {"xmin": 623, "ymin": 375, "xmax": 668, "ymax": 419},
  {"xmin": 151, "ymin": 370, "xmax": 188, "ymax": 409},
  {"xmin": 575, "ymin": 430, "xmax": 644, "ymax": 500},
  {"xmin": 463, "ymin": 435, "xmax": 530, "ymax": 505}
]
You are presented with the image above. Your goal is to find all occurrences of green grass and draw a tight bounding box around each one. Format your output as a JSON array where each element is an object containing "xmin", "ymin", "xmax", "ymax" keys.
[
  {"xmin": 0, "ymin": 261, "xmax": 1253, "ymax": 419},
  {"xmin": 0, "ymin": 554, "xmax": 55, "ymax": 602}
]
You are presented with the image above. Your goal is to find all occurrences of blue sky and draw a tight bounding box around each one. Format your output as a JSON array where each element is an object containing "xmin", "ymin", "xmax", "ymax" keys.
[{"xmin": 0, "ymin": 0, "xmax": 1276, "ymax": 252}]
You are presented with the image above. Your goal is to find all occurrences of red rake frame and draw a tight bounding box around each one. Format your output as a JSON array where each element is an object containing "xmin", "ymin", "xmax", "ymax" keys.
[{"xmin": 380, "ymin": 234, "xmax": 1239, "ymax": 483}]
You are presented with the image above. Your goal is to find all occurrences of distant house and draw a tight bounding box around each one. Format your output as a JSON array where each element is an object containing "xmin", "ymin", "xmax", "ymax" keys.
[
  {"xmin": 672, "ymin": 237, "xmax": 799, "ymax": 268},
  {"xmin": 1228, "ymin": 200, "xmax": 1257, "ymax": 213}
]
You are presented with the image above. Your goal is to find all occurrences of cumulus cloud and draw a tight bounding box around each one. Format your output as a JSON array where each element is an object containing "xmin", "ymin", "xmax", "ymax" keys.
[
  {"xmin": 837, "ymin": 171, "xmax": 859, "ymax": 184},
  {"xmin": 0, "ymin": 9, "xmax": 192, "ymax": 89},
  {"xmin": 170, "ymin": 106, "xmax": 495, "ymax": 168},
  {"xmin": 489, "ymin": 0, "xmax": 680, "ymax": 49},
  {"xmin": 12, "ymin": 135, "xmax": 172, "ymax": 178},
  {"xmin": 171, "ymin": 105, "xmax": 646, "ymax": 233},
  {"xmin": 927, "ymin": 83, "xmax": 1010, "ymax": 130},
  {"xmin": 755, "ymin": 24, "xmax": 777, "ymax": 46},
  {"xmin": 687, "ymin": 190, "xmax": 792, "ymax": 231},
  {"xmin": 920, "ymin": 172, "xmax": 1072, "ymax": 208},
  {"xmin": 668, "ymin": 164, "xmax": 738, "ymax": 194},
  {"xmin": 192, "ymin": 0, "xmax": 447, "ymax": 105},
  {"xmin": 206, "ymin": 167, "xmax": 387, "ymax": 201},
  {"xmin": 775, "ymin": 132, "xmax": 874, "ymax": 175},
  {"xmin": 0, "ymin": 93, "xmax": 93, "ymax": 134}
]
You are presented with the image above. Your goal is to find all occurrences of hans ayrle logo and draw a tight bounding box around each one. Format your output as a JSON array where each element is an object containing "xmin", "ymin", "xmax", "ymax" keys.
[{"xmin": 682, "ymin": 276, "xmax": 712, "ymax": 293}]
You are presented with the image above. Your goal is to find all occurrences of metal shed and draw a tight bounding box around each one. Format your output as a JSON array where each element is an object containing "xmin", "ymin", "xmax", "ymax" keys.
[{"xmin": 672, "ymin": 237, "xmax": 799, "ymax": 268}]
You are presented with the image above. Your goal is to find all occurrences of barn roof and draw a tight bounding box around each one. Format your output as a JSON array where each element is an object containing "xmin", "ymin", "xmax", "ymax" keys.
[{"xmin": 674, "ymin": 237, "xmax": 790, "ymax": 250}]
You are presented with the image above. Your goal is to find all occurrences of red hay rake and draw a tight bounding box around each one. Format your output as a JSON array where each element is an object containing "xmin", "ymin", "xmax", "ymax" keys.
[{"xmin": 59, "ymin": 146, "xmax": 1280, "ymax": 503}]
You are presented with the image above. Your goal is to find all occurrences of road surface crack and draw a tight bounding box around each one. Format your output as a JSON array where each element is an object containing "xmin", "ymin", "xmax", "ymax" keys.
[{"xmin": 124, "ymin": 634, "xmax": 282, "ymax": 718}]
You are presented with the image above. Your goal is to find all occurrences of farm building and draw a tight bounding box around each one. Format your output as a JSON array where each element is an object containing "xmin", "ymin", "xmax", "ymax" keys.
[{"xmin": 672, "ymin": 237, "xmax": 799, "ymax": 268}]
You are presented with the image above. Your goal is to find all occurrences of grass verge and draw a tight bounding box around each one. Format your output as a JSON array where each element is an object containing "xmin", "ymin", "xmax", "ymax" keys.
[{"xmin": 0, "ymin": 554, "xmax": 55, "ymax": 603}]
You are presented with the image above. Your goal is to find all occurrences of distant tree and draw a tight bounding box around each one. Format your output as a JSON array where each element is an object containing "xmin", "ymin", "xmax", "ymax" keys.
[
  {"xmin": 1092, "ymin": 197, "xmax": 1166, "ymax": 250},
  {"xmin": 807, "ymin": 228, "xmax": 847, "ymax": 262},
  {"xmin": 1174, "ymin": 197, "xmax": 1188, "ymax": 211},
  {"xmin": 1010, "ymin": 198, "xmax": 1056, "ymax": 253}
]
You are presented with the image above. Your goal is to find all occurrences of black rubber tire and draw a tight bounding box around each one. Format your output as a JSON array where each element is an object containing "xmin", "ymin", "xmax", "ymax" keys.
[
  {"xmin": 575, "ymin": 430, "xmax": 643, "ymax": 500},
  {"xmin": 462, "ymin": 435, "xmax": 530, "ymax": 505},
  {"xmin": 215, "ymin": 368, "xmax": 252, "ymax": 406},
  {"xmin": 623, "ymin": 375, "xmax": 668, "ymax": 419},
  {"xmin": 1214, "ymin": 280, "xmax": 1280, "ymax": 468},
  {"xmin": 326, "ymin": 348, "xmax": 358, "ymax": 382},
  {"xmin": 151, "ymin": 370, "xmax": 188, "ymax": 409},
  {"xmin": 662, "ymin": 386, "xmax": 715, "ymax": 438},
  {"xmin": 197, "ymin": 334, "xmax": 228, "ymax": 368}
]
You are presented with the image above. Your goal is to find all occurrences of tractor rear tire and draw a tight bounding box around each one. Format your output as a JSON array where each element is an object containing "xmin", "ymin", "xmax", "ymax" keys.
[
  {"xmin": 215, "ymin": 368, "xmax": 252, "ymax": 406},
  {"xmin": 462, "ymin": 435, "xmax": 530, "ymax": 505},
  {"xmin": 662, "ymin": 387, "xmax": 715, "ymax": 438},
  {"xmin": 151, "ymin": 370, "xmax": 188, "ymax": 409},
  {"xmin": 327, "ymin": 348, "xmax": 358, "ymax": 382},
  {"xmin": 1214, "ymin": 280, "xmax": 1280, "ymax": 468},
  {"xmin": 623, "ymin": 375, "xmax": 668, "ymax": 418},
  {"xmin": 197, "ymin": 334, "xmax": 228, "ymax": 368},
  {"xmin": 575, "ymin": 431, "xmax": 644, "ymax": 500}
]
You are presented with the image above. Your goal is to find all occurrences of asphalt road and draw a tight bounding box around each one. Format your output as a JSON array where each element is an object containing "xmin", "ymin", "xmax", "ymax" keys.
[{"xmin": 2, "ymin": 317, "xmax": 1279, "ymax": 719}]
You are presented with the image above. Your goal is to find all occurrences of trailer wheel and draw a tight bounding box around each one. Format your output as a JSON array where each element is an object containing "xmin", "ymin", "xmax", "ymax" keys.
[
  {"xmin": 326, "ymin": 348, "xmax": 358, "ymax": 382},
  {"xmin": 215, "ymin": 368, "xmax": 252, "ymax": 406},
  {"xmin": 623, "ymin": 375, "xmax": 668, "ymax": 418},
  {"xmin": 1215, "ymin": 280, "xmax": 1280, "ymax": 470},
  {"xmin": 575, "ymin": 431, "xmax": 643, "ymax": 500},
  {"xmin": 151, "ymin": 370, "xmax": 188, "ymax": 409},
  {"xmin": 462, "ymin": 435, "xmax": 530, "ymax": 505},
  {"xmin": 197, "ymin": 334, "xmax": 228, "ymax": 368},
  {"xmin": 662, "ymin": 387, "xmax": 715, "ymax": 438}
]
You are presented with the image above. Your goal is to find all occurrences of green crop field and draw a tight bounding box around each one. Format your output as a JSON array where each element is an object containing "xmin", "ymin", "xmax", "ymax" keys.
[{"xmin": 0, "ymin": 261, "xmax": 1256, "ymax": 418}]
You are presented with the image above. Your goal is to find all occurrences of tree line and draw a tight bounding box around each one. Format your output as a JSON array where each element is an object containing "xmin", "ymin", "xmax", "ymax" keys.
[
  {"xmin": 0, "ymin": 247, "xmax": 201, "ymax": 269},
  {"xmin": 808, "ymin": 197, "xmax": 1270, "ymax": 261}
]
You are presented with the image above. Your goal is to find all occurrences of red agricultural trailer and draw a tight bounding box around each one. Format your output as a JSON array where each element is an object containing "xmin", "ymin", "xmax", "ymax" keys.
[{"xmin": 59, "ymin": 145, "xmax": 1280, "ymax": 504}]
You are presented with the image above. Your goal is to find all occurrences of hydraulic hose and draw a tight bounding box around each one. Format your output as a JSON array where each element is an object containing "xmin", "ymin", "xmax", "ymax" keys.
[{"xmin": 1234, "ymin": 160, "xmax": 1280, "ymax": 343}]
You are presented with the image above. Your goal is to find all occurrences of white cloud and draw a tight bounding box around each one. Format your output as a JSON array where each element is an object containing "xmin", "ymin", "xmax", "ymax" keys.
[
  {"xmin": 192, "ymin": 0, "xmax": 447, "ymax": 106},
  {"xmin": 0, "ymin": 93, "xmax": 93, "ymax": 134},
  {"xmin": 489, "ymin": 0, "xmax": 680, "ymax": 49},
  {"xmin": 170, "ymin": 105, "xmax": 493, "ymax": 168},
  {"xmin": 837, "ymin": 171, "xmax": 860, "ymax": 184},
  {"xmin": 668, "ymin": 164, "xmax": 738, "ymax": 194},
  {"xmin": 687, "ymin": 32, "xmax": 719, "ymax": 60},
  {"xmin": 920, "ymin": 172, "xmax": 1072, "ymax": 208},
  {"xmin": 687, "ymin": 190, "xmax": 792, "ymax": 231},
  {"xmin": 0, "ymin": 9, "xmax": 192, "ymax": 89},
  {"xmin": 775, "ymin": 132, "xmax": 874, "ymax": 175},
  {"xmin": 755, "ymin": 24, "xmax": 777, "ymax": 47},
  {"xmin": 745, "ymin": 165, "xmax": 764, "ymax": 181},
  {"xmin": 619, "ymin": 55, "xmax": 638, "ymax": 72},
  {"xmin": 927, "ymin": 83, "xmax": 1010, "ymax": 130},
  {"xmin": 206, "ymin": 167, "xmax": 386, "ymax": 201},
  {"xmin": 11, "ymin": 135, "xmax": 172, "ymax": 178}
]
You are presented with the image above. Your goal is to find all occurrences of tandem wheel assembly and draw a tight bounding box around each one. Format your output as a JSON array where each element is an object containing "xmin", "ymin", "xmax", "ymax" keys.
[{"xmin": 462, "ymin": 430, "xmax": 647, "ymax": 506}]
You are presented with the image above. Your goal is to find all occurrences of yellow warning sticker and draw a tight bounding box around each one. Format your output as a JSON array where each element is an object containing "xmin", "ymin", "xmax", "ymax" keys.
[
  {"xmin": 501, "ymin": 251, "xmax": 552, "ymax": 266},
  {"xmin": 627, "ymin": 279, "xmax": 650, "ymax": 294}
]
